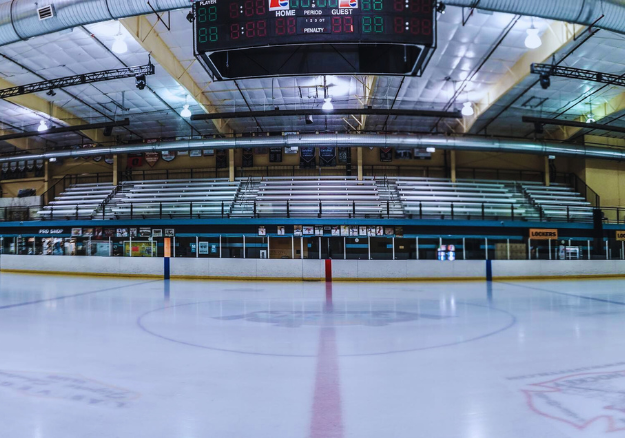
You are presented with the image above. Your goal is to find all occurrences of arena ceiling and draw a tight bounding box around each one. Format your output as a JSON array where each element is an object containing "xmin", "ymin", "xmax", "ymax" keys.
[{"xmin": 0, "ymin": 2, "xmax": 624, "ymax": 155}]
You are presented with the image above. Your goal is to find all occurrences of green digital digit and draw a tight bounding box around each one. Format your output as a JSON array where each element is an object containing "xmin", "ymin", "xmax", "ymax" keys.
[
  {"xmin": 301, "ymin": 0, "xmax": 310, "ymax": 7},
  {"xmin": 199, "ymin": 28, "xmax": 208, "ymax": 43},
  {"xmin": 209, "ymin": 27, "xmax": 218, "ymax": 41},
  {"xmin": 362, "ymin": 16, "xmax": 372, "ymax": 33},
  {"xmin": 198, "ymin": 7, "xmax": 207, "ymax": 22},
  {"xmin": 374, "ymin": 16, "xmax": 383, "ymax": 32},
  {"xmin": 373, "ymin": 0, "xmax": 382, "ymax": 10},
  {"xmin": 361, "ymin": 0, "xmax": 370, "ymax": 10},
  {"xmin": 290, "ymin": 0, "xmax": 299, "ymax": 8},
  {"xmin": 208, "ymin": 5, "xmax": 217, "ymax": 21},
  {"xmin": 328, "ymin": 0, "xmax": 338, "ymax": 6},
  {"xmin": 317, "ymin": 0, "xmax": 326, "ymax": 6}
]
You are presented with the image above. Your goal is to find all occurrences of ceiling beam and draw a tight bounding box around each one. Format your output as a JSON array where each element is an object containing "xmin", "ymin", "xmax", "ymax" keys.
[
  {"xmin": 120, "ymin": 15, "xmax": 231, "ymax": 135},
  {"xmin": 462, "ymin": 21, "xmax": 579, "ymax": 134},
  {"xmin": 191, "ymin": 108, "xmax": 462, "ymax": 121},
  {"xmin": 0, "ymin": 119, "xmax": 129, "ymax": 142},
  {"xmin": 0, "ymin": 77, "xmax": 111, "ymax": 147},
  {"xmin": 549, "ymin": 91, "xmax": 625, "ymax": 141}
]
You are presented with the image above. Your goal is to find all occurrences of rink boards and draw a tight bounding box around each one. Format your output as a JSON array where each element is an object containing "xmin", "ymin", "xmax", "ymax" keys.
[{"xmin": 2, "ymin": 256, "xmax": 625, "ymax": 280}]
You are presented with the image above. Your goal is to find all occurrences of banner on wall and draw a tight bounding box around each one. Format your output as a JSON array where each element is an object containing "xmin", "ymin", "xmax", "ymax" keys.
[
  {"xmin": 9, "ymin": 162, "xmax": 16, "ymax": 172},
  {"xmin": 104, "ymin": 155, "xmax": 114, "ymax": 165},
  {"xmin": 93, "ymin": 156, "xmax": 103, "ymax": 163},
  {"xmin": 617, "ymin": 231, "xmax": 625, "ymax": 241},
  {"xmin": 35, "ymin": 159, "xmax": 44, "ymax": 169},
  {"xmin": 380, "ymin": 148, "xmax": 393, "ymax": 162},
  {"xmin": 145, "ymin": 152, "xmax": 159, "ymax": 167},
  {"xmin": 203, "ymin": 149, "xmax": 215, "ymax": 156},
  {"xmin": 299, "ymin": 147, "xmax": 316, "ymax": 169},
  {"xmin": 216, "ymin": 150, "xmax": 227, "ymax": 169},
  {"xmin": 26, "ymin": 160, "xmax": 34, "ymax": 171},
  {"xmin": 127, "ymin": 154, "xmax": 143, "ymax": 168},
  {"xmin": 242, "ymin": 148, "xmax": 254, "ymax": 168},
  {"xmin": 529, "ymin": 229, "xmax": 558, "ymax": 240},
  {"xmin": 17, "ymin": 161, "xmax": 25, "ymax": 171},
  {"xmin": 319, "ymin": 146, "xmax": 336, "ymax": 167},
  {"xmin": 162, "ymin": 151, "xmax": 176, "ymax": 162},
  {"xmin": 338, "ymin": 147, "xmax": 350, "ymax": 164},
  {"xmin": 269, "ymin": 147, "xmax": 282, "ymax": 163},
  {"xmin": 189, "ymin": 150, "xmax": 202, "ymax": 157}
]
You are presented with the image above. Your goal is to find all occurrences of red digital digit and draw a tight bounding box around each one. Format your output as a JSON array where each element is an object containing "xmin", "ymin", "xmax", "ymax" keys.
[
  {"xmin": 394, "ymin": 16, "xmax": 404, "ymax": 34},
  {"xmin": 344, "ymin": 16, "xmax": 354, "ymax": 33},
  {"xmin": 287, "ymin": 17, "xmax": 296, "ymax": 34},
  {"xmin": 422, "ymin": 18, "xmax": 432, "ymax": 35},
  {"xmin": 230, "ymin": 23, "xmax": 240, "ymax": 39},
  {"xmin": 229, "ymin": 2, "xmax": 239, "ymax": 18},
  {"xmin": 256, "ymin": 0, "xmax": 266, "ymax": 15},
  {"xmin": 394, "ymin": 0, "xmax": 403, "ymax": 11},
  {"xmin": 257, "ymin": 20, "xmax": 267, "ymax": 37},
  {"xmin": 244, "ymin": 0, "xmax": 254, "ymax": 16},
  {"xmin": 276, "ymin": 18, "xmax": 285, "ymax": 35},
  {"xmin": 246, "ymin": 21, "xmax": 256, "ymax": 37},
  {"xmin": 332, "ymin": 16, "xmax": 342, "ymax": 33},
  {"xmin": 410, "ymin": 17, "xmax": 420, "ymax": 35}
]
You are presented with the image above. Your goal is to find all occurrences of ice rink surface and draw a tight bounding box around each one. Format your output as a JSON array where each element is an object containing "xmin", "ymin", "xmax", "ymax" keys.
[{"xmin": 3, "ymin": 273, "xmax": 625, "ymax": 437}]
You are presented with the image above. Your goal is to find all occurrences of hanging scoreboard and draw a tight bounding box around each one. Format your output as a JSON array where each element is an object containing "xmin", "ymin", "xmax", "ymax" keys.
[
  {"xmin": 194, "ymin": 0, "xmax": 437, "ymax": 79},
  {"xmin": 195, "ymin": 0, "xmax": 434, "ymax": 51}
]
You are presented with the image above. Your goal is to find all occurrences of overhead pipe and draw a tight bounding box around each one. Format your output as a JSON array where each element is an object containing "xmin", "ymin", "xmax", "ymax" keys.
[
  {"xmin": 445, "ymin": 0, "xmax": 625, "ymax": 35},
  {"xmin": 0, "ymin": 0, "xmax": 192, "ymax": 46},
  {"xmin": 3, "ymin": 133, "xmax": 625, "ymax": 163}
]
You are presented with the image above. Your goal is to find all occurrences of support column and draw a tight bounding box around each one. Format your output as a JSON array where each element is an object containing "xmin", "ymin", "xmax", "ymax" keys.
[
  {"xmin": 544, "ymin": 156, "xmax": 550, "ymax": 187},
  {"xmin": 43, "ymin": 160, "xmax": 50, "ymax": 204},
  {"xmin": 113, "ymin": 155, "xmax": 119, "ymax": 186},
  {"xmin": 357, "ymin": 147, "xmax": 363, "ymax": 181},
  {"xmin": 450, "ymin": 150, "xmax": 457, "ymax": 183},
  {"xmin": 229, "ymin": 149, "xmax": 235, "ymax": 182}
]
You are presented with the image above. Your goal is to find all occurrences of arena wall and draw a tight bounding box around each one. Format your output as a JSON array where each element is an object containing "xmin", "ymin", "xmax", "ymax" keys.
[{"xmin": 2, "ymin": 256, "xmax": 625, "ymax": 281}]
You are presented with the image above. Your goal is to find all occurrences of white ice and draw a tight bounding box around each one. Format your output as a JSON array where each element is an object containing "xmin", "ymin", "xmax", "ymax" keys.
[{"xmin": 2, "ymin": 273, "xmax": 625, "ymax": 437}]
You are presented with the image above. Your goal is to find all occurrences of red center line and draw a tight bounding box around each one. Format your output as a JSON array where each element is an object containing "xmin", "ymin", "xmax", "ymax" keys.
[{"xmin": 310, "ymin": 281, "xmax": 343, "ymax": 438}]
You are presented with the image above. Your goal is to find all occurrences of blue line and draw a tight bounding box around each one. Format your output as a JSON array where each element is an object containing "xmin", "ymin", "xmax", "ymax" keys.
[
  {"xmin": 136, "ymin": 300, "xmax": 517, "ymax": 357},
  {"xmin": 498, "ymin": 282, "xmax": 625, "ymax": 306},
  {"xmin": 0, "ymin": 279, "xmax": 159, "ymax": 311}
]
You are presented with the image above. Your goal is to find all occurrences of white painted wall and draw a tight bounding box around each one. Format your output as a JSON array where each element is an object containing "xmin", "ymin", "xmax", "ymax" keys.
[
  {"xmin": 492, "ymin": 260, "xmax": 625, "ymax": 278},
  {"xmin": 1, "ymin": 256, "xmax": 625, "ymax": 280}
]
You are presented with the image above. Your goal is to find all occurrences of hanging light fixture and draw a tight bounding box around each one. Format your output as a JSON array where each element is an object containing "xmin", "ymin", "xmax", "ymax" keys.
[
  {"xmin": 112, "ymin": 35, "xmax": 128, "ymax": 54},
  {"xmin": 586, "ymin": 113, "xmax": 596, "ymax": 123},
  {"xmin": 112, "ymin": 23, "xmax": 128, "ymax": 54},
  {"xmin": 181, "ymin": 104, "xmax": 192, "ymax": 118},
  {"xmin": 461, "ymin": 101, "xmax": 474, "ymax": 117},
  {"xmin": 38, "ymin": 120, "xmax": 49, "ymax": 132},
  {"xmin": 322, "ymin": 97, "xmax": 334, "ymax": 112},
  {"xmin": 525, "ymin": 19, "xmax": 542, "ymax": 50}
]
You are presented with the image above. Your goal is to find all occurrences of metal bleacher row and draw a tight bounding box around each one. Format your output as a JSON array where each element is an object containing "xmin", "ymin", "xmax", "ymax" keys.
[{"xmin": 36, "ymin": 176, "xmax": 596, "ymax": 222}]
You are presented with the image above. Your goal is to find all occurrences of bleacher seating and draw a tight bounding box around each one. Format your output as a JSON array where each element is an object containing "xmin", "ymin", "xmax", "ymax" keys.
[
  {"xmin": 521, "ymin": 182, "xmax": 593, "ymax": 221},
  {"xmin": 37, "ymin": 176, "xmax": 595, "ymax": 223},
  {"xmin": 107, "ymin": 178, "xmax": 240, "ymax": 218},
  {"xmin": 395, "ymin": 177, "xmax": 533, "ymax": 219},
  {"xmin": 253, "ymin": 176, "xmax": 384, "ymax": 217},
  {"xmin": 37, "ymin": 183, "xmax": 115, "ymax": 219}
]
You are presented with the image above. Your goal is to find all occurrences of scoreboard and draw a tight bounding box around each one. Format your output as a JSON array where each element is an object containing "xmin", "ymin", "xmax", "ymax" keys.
[{"xmin": 195, "ymin": 0, "xmax": 435, "ymax": 52}]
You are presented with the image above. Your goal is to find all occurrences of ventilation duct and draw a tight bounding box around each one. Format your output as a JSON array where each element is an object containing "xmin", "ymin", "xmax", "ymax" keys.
[
  {"xmin": 0, "ymin": 0, "xmax": 191, "ymax": 46},
  {"xmin": 445, "ymin": 0, "xmax": 625, "ymax": 36},
  {"xmin": 2, "ymin": 134, "xmax": 625, "ymax": 163}
]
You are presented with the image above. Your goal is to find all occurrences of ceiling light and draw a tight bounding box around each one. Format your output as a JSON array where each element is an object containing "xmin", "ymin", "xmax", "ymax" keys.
[
  {"xmin": 586, "ymin": 113, "xmax": 596, "ymax": 123},
  {"xmin": 461, "ymin": 102, "xmax": 474, "ymax": 117},
  {"xmin": 525, "ymin": 26, "xmax": 542, "ymax": 50},
  {"xmin": 181, "ymin": 104, "xmax": 192, "ymax": 118},
  {"xmin": 38, "ymin": 120, "xmax": 49, "ymax": 132},
  {"xmin": 436, "ymin": 2, "xmax": 446, "ymax": 14},
  {"xmin": 322, "ymin": 98, "xmax": 334, "ymax": 112},
  {"xmin": 426, "ymin": 147, "xmax": 436, "ymax": 153},
  {"xmin": 112, "ymin": 35, "xmax": 127, "ymax": 54}
]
